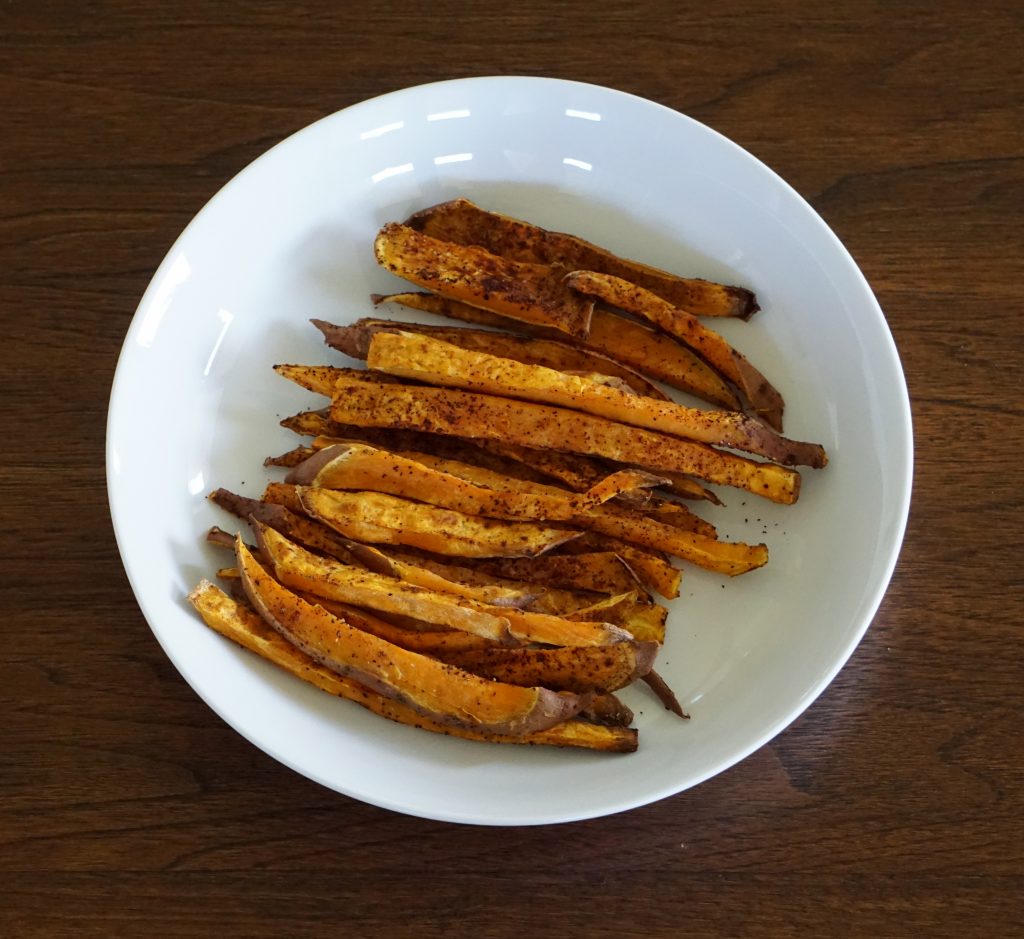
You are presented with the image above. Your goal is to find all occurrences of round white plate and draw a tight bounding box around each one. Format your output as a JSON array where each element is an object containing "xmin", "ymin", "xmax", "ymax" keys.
[{"xmin": 107, "ymin": 76, "xmax": 912, "ymax": 825}]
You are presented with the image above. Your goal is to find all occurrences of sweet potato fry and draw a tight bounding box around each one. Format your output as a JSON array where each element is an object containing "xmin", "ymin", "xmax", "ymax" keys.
[
  {"xmin": 251, "ymin": 523, "xmax": 513, "ymax": 643},
  {"xmin": 643, "ymin": 669, "xmax": 688, "ymax": 718},
  {"xmin": 189, "ymin": 581, "xmax": 637, "ymax": 750},
  {"xmin": 367, "ymin": 331, "xmax": 826, "ymax": 468},
  {"xmin": 636, "ymin": 470, "xmax": 720, "ymax": 504},
  {"xmin": 230, "ymin": 531, "xmax": 666, "ymax": 642},
  {"xmin": 321, "ymin": 595, "xmax": 660, "ymax": 688},
  {"xmin": 404, "ymin": 197, "xmax": 758, "ymax": 319},
  {"xmin": 286, "ymin": 444, "xmax": 750, "ymax": 572},
  {"xmin": 321, "ymin": 538, "xmax": 538, "ymax": 609},
  {"xmin": 584, "ymin": 305, "xmax": 741, "ymax": 409},
  {"xmin": 362, "ymin": 447, "xmax": 596, "ymax": 498},
  {"xmin": 320, "ymin": 601, "xmax": 497, "ymax": 655},
  {"xmin": 272, "ymin": 364, "xmax": 348, "ymax": 396},
  {"xmin": 279, "ymin": 408, "xmax": 337, "ymax": 437},
  {"xmin": 451, "ymin": 441, "xmax": 717, "ymax": 505},
  {"xmin": 279, "ymin": 409, "xmax": 561, "ymax": 487},
  {"xmin": 573, "ymin": 505, "xmax": 726, "ymax": 566},
  {"xmin": 213, "ymin": 487, "xmax": 542, "ymax": 608},
  {"xmin": 562, "ymin": 591, "xmax": 667, "ymax": 644},
  {"xmin": 374, "ymin": 222, "xmax": 594, "ymax": 339},
  {"xmin": 354, "ymin": 445, "xmax": 715, "ymax": 540},
  {"xmin": 292, "ymin": 442, "xmax": 749, "ymax": 573},
  {"xmin": 560, "ymin": 534, "xmax": 683, "ymax": 600},
  {"xmin": 642, "ymin": 498, "xmax": 717, "ymax": 537},
  {"xmin": 315, "ymin": 317, "xmax": 670, "ymax": 400},
  {"xmin": 461, "ymin": 439, "xmax": 606, "ymax": 490},
  {"xmin": 265, "ymin": 445, "xmax": 317, "ymax": 468},
  {"xmin": 320, "ymin": 444, "xmax": 578, "ymax": 503},
  {"xmin": 261, "ymin": 481, "xmax": 305, "ymax": 515},
  {"xmin": 372, "ymin": 548, "xmax": 668, "ymax": 640},
  {"xmin": 373, "ymin": 291, "xmax": 740, "ymax": 409},
  {"xmin": 628, "ymin": 520, "xmax": 763, "ymax": 574},
  {"xmin": 328, "ymin": 377, "xmax": 800, "ymax": 505},
  {"xmin": 582, "ymin": 694, "xmax": 635, "ymax": 728},
  {"xmin": 273, "ymin": 363, "xmax": 397, "ymax": 397},
  {"xmin": 567, "ymin": 271, "xmax": 786, "ymax": 430},
  {"xmin": 527, "ymin": 593, "xmax": 666, "ymax": 642},
  {"xmin": 286, "ymin": 443, "xmax": 662, "ymax": 520},
  {"xmin": 280, "ymin": 405, "xmax": 712, "ymax": 506},
  {"xmin": 206, "ymin": 525, "xmax": 239, "ymax": 550},
  {"xmin": 209, "ymin": 488, "xmax": 368, "ymax": 566},
  {"xmin": 589, "ymin": 599, "xmax": 667, "ymax": 643},
  {"xmin": 299, "ymin": 487, "xmax": 582, "ymax": 559},
  {"xmin": 434, "ymin": 642, "xmax": 659, "ymax": 694},
  {"xmin": 328, "ymin": 544, "xmax": 555, "ymax": 602},
  {"xmin": 454, "ymin": 553, "xmax": 642, "ymax": 597},
  {"xmin": 371, "ymin": 549, "xmax": 615, "ymax": 614},
  {"xmin": 232, "ymin": 545, "xmax": 590, "ymax": 735},
  {"xmin": 256, "ymin": 522, "xmax": 633, "ymax": 648}
]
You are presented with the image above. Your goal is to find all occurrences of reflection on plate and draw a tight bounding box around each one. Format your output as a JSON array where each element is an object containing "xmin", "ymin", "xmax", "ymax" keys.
[{"xmin": 106, "ymin": 77, "xmax": 912, "ymax": 825}]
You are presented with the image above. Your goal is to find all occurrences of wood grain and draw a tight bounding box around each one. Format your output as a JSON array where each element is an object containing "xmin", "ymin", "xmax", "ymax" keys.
[{"xmin": 2, "ymin": 1, "xmax": 1022, "ymax": 936}]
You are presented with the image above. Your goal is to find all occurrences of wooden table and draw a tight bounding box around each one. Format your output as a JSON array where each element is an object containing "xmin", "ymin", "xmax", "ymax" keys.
[{"xmin": 3, "ymin": 2, "xmax": 1021, "ymax": 935}]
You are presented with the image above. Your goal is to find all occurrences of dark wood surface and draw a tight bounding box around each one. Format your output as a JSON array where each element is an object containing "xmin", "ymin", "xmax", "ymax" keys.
[{"xmin": 3, "ymin": 2, "xmax": 1022, "ymax": 936}]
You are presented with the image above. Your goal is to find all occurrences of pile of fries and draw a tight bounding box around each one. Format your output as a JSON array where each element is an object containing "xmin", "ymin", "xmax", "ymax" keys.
[{"xmin": 188, "ymin": 198, "xmax": 828, "ymax": 754}]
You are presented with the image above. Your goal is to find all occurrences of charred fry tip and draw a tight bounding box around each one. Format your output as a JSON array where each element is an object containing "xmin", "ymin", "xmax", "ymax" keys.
[
  {"xmin": 205, "ymin": 525, "xmax": 236, "ymax": 548},
  {"xmin": 642, "ymin": 671, "xmax": 688, "ymax": 719},
  {"xmin": 733, "ymin": 290, "xmax": 760, "ymax": 321}
]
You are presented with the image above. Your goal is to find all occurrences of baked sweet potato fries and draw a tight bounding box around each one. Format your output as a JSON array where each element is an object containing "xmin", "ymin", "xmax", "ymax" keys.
[{"xmin": 188, "ymin": 197, "xmax": 828, "ymax": 754}]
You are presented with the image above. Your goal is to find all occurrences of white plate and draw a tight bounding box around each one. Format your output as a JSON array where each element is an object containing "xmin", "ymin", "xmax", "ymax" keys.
[{"xmin": 107, "ymin": 77, "xmax": 912, "ymax": 825}]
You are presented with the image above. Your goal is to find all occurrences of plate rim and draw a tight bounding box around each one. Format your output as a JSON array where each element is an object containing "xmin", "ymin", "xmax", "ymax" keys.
[{"xmin": 106, "ymin": 75, "xmax": 914, "ymax": 825}]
